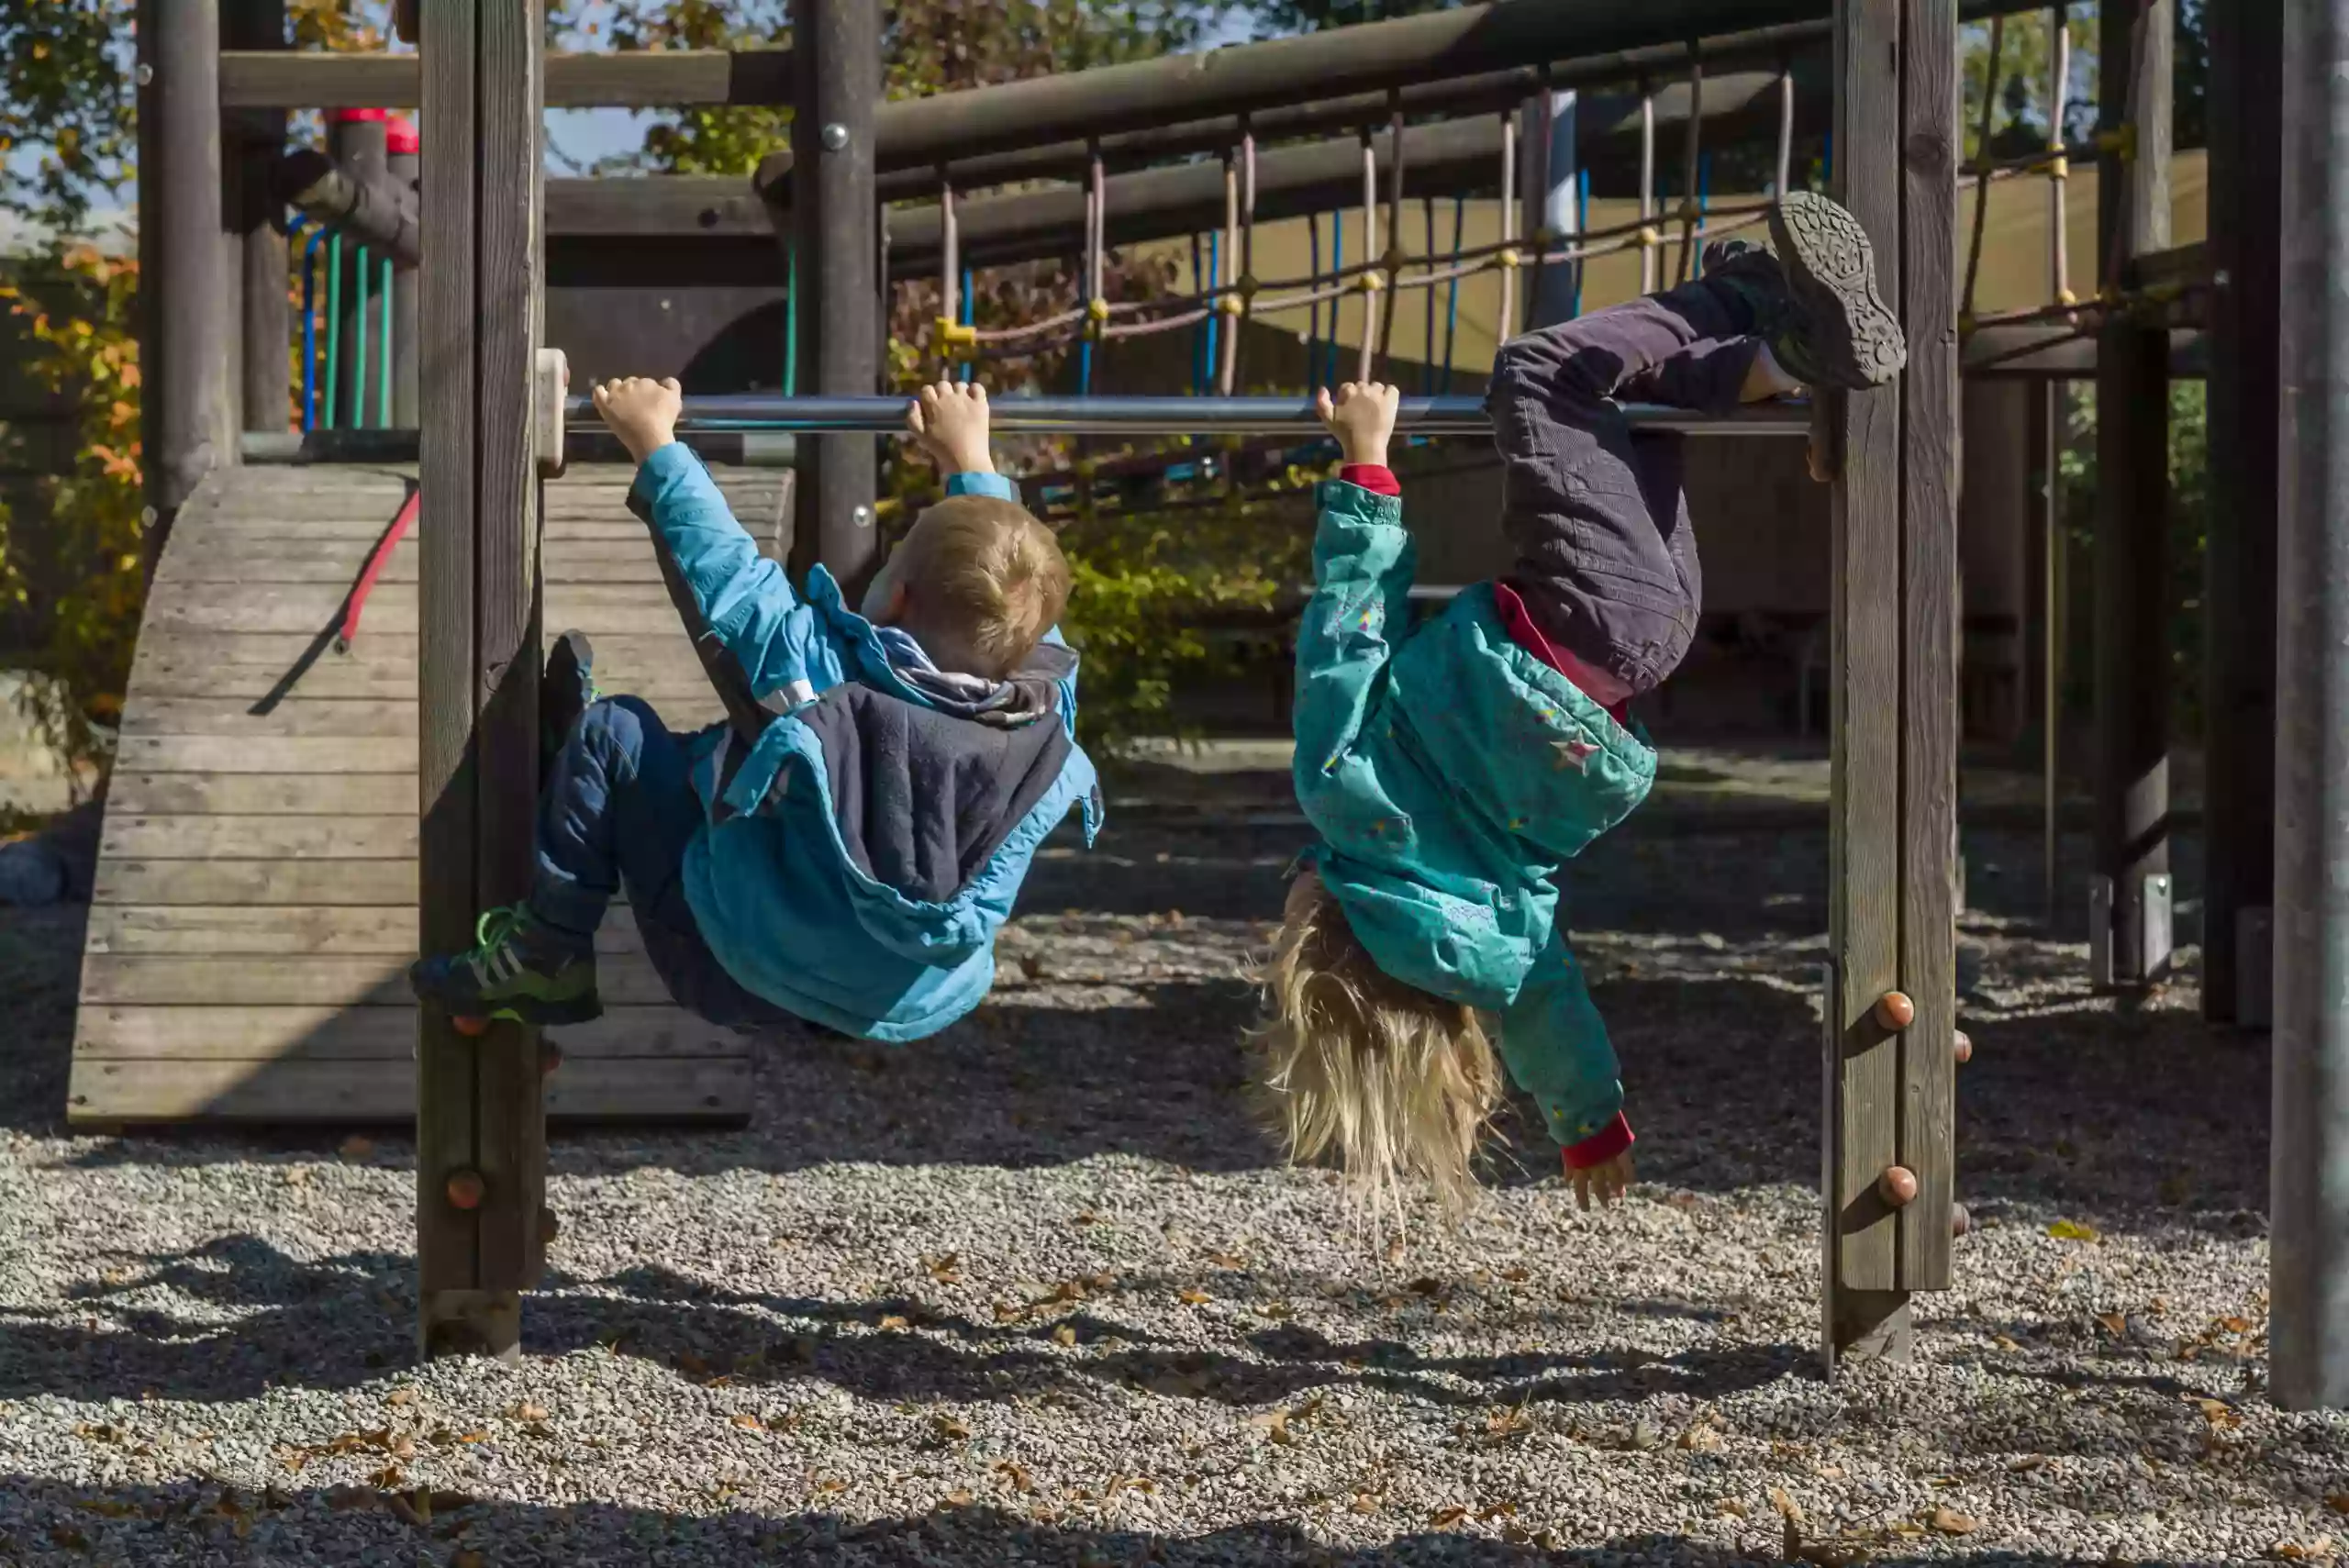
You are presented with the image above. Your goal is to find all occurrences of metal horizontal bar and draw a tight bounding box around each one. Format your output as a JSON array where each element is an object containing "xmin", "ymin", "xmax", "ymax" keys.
[{"xmin": 562, "ymin": 394, "xmax": 1814, "ymax": 439}]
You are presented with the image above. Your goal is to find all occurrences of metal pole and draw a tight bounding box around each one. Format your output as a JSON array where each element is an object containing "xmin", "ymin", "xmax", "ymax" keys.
[
  {"xmin": 789, "ymin": 0, "xmax": 881, "ymax": 591},
  {"xmin": 2270, "ymin": 0, "xmax": 2349, "ymax": 1414},
  {"xmin": 561, "ymin": 392, "xmax": 1812, "ymax": 439}
]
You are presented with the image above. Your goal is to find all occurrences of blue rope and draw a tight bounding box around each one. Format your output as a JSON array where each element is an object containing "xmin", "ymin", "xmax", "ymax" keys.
[
  {"xmin": 959, "ymin": 265, "xmax": 974, "ymax": 383},
  {"xmin": 352, "ymin": 244, "xmax": 370, "ymax": 429},
  {"xmin": 1306, "ymin": 213, "xmax": 1321, "ymax": 388},
  {"xmin": 1204, "ymin": 229, "xmax": 1221, "ymax": 391},
  {"xmin": 295, "ymin": 220, "xmax": 323, "ymax": 431},
  {"xmin": 1441, "ymin": 195, "xmax": 1464, "ymax": 397},
  {"xmin": 1188, "ymin": 233, "xmax": 1206, "ymax": 394},
  {"xmin": 1573, "ymin": 169, "xmax": 1591, "ymax": 317}
]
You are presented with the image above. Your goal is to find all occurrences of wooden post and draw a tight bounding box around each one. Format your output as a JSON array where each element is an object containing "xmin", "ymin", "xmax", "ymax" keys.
[
  {"xmin": 389, "ymin": 117, "xmax": 421, "ymax": 427},
  {"xmin": 329, "ymin": 110, "xmax": 390, "ymax": 429},
  {"xmin": 1823, "ymin": 0, "xmax": 1959, "ymax": 1370},
  {"xmin": 788, "ymin": 0, "xmax": 881, "ymax": 590},
  {"xmin": 226, "ymin": 0, "xmax": 288, "ymax": 433},
  {"xmin": 2201, "ymin": 0, "xmax": 2281, "ymax": 1026},
  {"xmin": 417, "ymin": 0, "xmax": 547, "ymax": 1362},
  {"xmin": 139, "ymin": 0, "xmax": 234, "ymax": 561},
  {"xmin": 2271, "ymin": 0, "xmax": 2349, "ymax": 1412},
  {"xmin": 2088, "ymin": 0, "xmax": 2174, "ymax": 989}
]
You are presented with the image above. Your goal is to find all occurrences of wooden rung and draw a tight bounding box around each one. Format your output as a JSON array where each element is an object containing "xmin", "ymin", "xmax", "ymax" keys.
[
  {"xmin": 95, "ymin": 859, "xmax": 422, "ymax": 907},
  {"xmin": 85, "ymin": 901, "xmax": 651, "ymax": 957},
  {"xmin": 103, "ymin": 814, "xmax": 418, "ymax": 861},
  {"xmin": 106, "ymin": 772, "xmax": 420, "ymax": 816},
  {"xmin": 73, "ymin": 1000, "xmax": 740, "ymax": 1059},
  {"xmin": 66, "ymin": 1053, "xmax": 751, "ymax": 1123},
  {"xmin": 80, "ymin": 952, "xmax": 675, "ymax": 1007}
]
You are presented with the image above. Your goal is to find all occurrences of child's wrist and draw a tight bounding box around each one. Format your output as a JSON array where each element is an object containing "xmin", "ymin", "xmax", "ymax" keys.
[
  {"xmin": 1341, "ymin": 445, "xmax": 1390, "ymax": 470},
  {"xmin": 627, "ymin": 432, "xmax": 676, "ymax": 464}
]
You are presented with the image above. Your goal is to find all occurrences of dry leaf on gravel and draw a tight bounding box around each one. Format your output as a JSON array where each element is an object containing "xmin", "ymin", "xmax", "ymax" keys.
[
  {"xmin": 933, "ymin": 1416, "xmax": 972, "ymax": 1443},
  {"xmin": 731, "ymin": 1414, "xmax": 764, "ymax": 1432},
  {"xmin": 994, "ymin": 1460, "xmax": 1035, "ymax": 1494},
  {"xmin": 2096, "ymin": 1312, "xmax": 2127, "ymax": 1336},
  {"xmin": 2047, "ymin": 1219, "xmax": 2099, "ymax": 1240},
  {"xmin": 1678, "ymin": 1425, "xmax": 1724, "ymax": 1452},
  {"xmin": 942, "ymin": 1488, "xmax": 974, "ymax": 1507},
  {"xmin": 1931, "ymin": 1507, "xmax": 1978, "ymax": 1535},
  {"xmin": 878, "ymin": 1315, "xmax": 910, "ymax": 1331},
  {"xmin": 1430, "ymin": 1506, "xmax": 1471, "ymax": 1529},
  {"xmin": 1177, "ymin": 1287, "xmax": 1210, "ymax": 1306},
  {"xmin": 1052, "ymin": 1325, "xmax": 1077, "ymax": 1347},
  {"xmin": 2273, "ymin": 1539, "xmax": 2334, "ymax": 1562},
  {"xmin": 1771, "ymin": 1488, "xmax": 1806, "ymax": 1526}
]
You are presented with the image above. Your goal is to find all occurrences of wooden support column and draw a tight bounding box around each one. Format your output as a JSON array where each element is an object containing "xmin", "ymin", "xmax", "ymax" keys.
[
  {"xmin": 226, "ymin": 0, "xmax": 288, "ymax": 433},
  {"xmin": 417, "ymin": 0, "xmax": 547, "ymax": 1363},
  {"xmin": 787, "ymin": 0, "xmax": 881, "ymax": 590},
  {"xmin": 2201, "ymin": 0, "xmax": 2282, "ymax": 1027},
  {"xmin": 328, "ymin": 110, "xmax": 390, "ymax": 429},
  {"xmin": 388, "ymin": 117, "xmax": 421, "ymax": 427},
  {"xmin": 138, "ymin": 0, "xmax": 234, "ymax": 568},
  {"xmin": 1823, "ymin": 0, "xmax": 1959, "ymax": 1370},
  {"xmin": 2088, "ymin": 0, "xmax": 2175, "ymax": 989}
]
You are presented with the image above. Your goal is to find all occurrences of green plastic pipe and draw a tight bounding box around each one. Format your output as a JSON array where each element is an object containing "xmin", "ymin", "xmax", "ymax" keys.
[
  {"xmin": 378, "ymin": 254, "xmax": 394, "ymax": 428},
  {"xmin": 353, "ymin": 245, "xmax": 371, "ymax": 430},
  {"xmin": 323, "ymin": 233, "xmax": 341, "ymax": 432},
  {"xmin": 784, "ymin": 241, "xmax": 798, "ymax": 398}
]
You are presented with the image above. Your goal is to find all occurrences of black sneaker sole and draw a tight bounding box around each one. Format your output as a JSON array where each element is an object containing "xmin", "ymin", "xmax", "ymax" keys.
[
  {"xmin": 448, "ymin": 993, "xmax": 607, "ymax": 1032},
  {"xmin": 1767, "ymin": 191, "xmax": 1908, "ymax": 390}
]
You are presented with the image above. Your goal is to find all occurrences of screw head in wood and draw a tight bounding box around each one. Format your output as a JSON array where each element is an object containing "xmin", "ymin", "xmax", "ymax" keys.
[
  {"xmin": 1877, "ymin": 1165, "xmax": 1918, "ymax": 1207},
  {"xmin": 445, "ymin": 1169, "xmax": 485, "ymax": 1210},
  {"xmin": 1954, "ymin": 1029, "xmax": 1973, "ymax": 1064},
  {"xmin": 821, "ymin": 122, "xmax": 850, "ymax": 152},
  {"xmin": 1874, "ymin": 991, "xmax": 1916, "ymax": 1030}
]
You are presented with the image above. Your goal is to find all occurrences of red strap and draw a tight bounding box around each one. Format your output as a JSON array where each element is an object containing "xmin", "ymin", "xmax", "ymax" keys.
[{"xmin": 340, "ymin": 489, "xmax": 419, "ymax": 651}]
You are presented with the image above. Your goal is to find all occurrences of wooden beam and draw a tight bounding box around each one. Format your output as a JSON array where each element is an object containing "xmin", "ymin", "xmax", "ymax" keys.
[
  {"xmin": 417, "ymin": 0, "xmax": 547, "ymax": 1364},
  {"xmin": 1825, "ymin": 0, "xmax": 1909, "ymax": 1367},
  {"xmin": 227, "ymin": 0, "xmax": 289, "ymax": 435},
  {"xmin": 1895, "ymin": 0, "xmax": 1959, "ymax": 1301},
  {"xmin": 1962, "ymin": 324, "xmax": 2208, "ymax": 380},
  {"xmin": 2200, "ymin": 0, "xmax": 2282, "ymax": 1026},
  {"xmin": 788, "ymin": 0, "xmax": 881, "ymax": 590},
  {"xmin": 219, "ymin": 46, "xmax": 790, "ymax": 108},
  {"xmin": 140, "ymin": 0, "xmax": 235, "ymax": 531},
  {"xmin": 2089, "ymin": 0, "xmax": 2176, "ymax": 989},
  {"xmin": 545, "ymin": 176, "xmax": 772, "ymax": 238}
]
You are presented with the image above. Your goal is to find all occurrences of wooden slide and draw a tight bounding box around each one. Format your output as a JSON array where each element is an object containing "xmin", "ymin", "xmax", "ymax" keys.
[{"xmin": 68, "ymin": 461, "xmax": 792, "ymax": 1126}]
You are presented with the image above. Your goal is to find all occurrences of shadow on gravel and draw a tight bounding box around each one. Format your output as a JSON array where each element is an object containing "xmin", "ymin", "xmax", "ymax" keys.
[{"xmin": 0, "ymin": 1476, "xmax": 2261, "ymax": 1567}]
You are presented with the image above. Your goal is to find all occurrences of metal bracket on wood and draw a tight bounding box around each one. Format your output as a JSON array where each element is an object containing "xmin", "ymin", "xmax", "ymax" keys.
[
  {"xmin": 536, "ymin": 349, "xmax": 569, "ymax": 480},
  {"xmin": 2140, "ymin": 872, "xmax": 2174, "ymax": 982},
  {"xmin": 2087, "ymin": 873, "xmax": 2114, "ymax": 987}
]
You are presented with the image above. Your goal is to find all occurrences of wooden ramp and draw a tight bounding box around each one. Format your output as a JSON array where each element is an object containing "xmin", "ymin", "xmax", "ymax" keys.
[{"xmin": 71, "ymin": 462, "xmax": 790, "ymax": 1126}]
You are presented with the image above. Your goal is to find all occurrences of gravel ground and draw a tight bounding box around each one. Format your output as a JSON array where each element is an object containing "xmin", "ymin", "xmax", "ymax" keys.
[{"xmin": 0, "ymin": 752, "xmax": 2340, "ymax": 1566}]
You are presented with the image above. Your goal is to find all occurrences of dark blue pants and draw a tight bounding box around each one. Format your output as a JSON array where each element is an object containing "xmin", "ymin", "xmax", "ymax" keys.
[
  {"xmin": 1485, "ymin": 276, "xmax": 1764, "ymax": 697},
  {"xmin": 529, "ymin": 696, "xmax": 796, "ymax": 1030}
]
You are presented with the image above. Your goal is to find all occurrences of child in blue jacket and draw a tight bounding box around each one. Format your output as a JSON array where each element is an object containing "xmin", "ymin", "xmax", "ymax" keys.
[
  {"xmin": 410, "ymin": 377, "xmax": 1100, "ymax": 1042},
  {"xmin": 1252, "ymin": 192, "xmax": 1907, "ymax": 1215}
]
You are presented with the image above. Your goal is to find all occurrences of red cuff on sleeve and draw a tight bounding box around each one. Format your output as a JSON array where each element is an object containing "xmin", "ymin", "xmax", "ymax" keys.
[
  {"xmin": 1340, "ymin": 463, "xmax": 1400, "ymax": 496},
  {"xmin": 1561, "ymin": 1112, "xmax": 1634, "ymax": 1171}
]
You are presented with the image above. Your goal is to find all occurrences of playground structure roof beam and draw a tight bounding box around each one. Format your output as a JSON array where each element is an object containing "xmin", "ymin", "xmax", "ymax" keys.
[
  {"xmin": 559, "ymin": 394, "xmax": 1813, "ymax": 439},
  {"xmin": 218, "ymin": 46, "xmax": 794, "ymax": 108},
  {"xmin": 864, "ymin": 0, "xmax": 2060, "ymax": 174}
]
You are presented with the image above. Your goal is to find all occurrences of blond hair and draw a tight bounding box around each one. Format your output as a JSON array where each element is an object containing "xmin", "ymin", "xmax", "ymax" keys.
[
  {"xmin": 889, "ymin": 494, "xmax": 1070, "ymax": 680},
  {"xmin": 1248, "ymin": 868, "xmax": 1503, "ymax": 1221}
]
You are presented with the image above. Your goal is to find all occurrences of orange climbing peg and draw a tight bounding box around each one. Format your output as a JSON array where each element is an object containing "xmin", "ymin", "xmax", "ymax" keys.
[
  {"xmin": 1874, "ymin": 991, "xmax": 1915, "ymax": 1030},
  {"xmin": 1877, "ymin": 1166, "xmax": 1919, "ymax": 1207}
]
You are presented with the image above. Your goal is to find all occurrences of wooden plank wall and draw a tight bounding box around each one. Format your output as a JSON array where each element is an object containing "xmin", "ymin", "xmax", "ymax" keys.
[
  {"xmin": 68, "ymin": 461, "xmax": 789, "ymax": 1129},
  {"xmin": 1822, "ymin": 0, "xmax": 1959, "ymax": 1368}
]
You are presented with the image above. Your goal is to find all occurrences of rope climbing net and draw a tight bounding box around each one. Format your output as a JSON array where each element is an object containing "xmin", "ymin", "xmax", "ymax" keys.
[{"xmin": 927, "ymin": 49, "xmax": 1803, "ymax": 397}]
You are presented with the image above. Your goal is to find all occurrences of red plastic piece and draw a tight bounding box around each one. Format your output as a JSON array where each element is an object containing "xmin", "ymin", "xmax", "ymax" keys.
[
  {"xmin": 328, "ymin": 106, "xmax": 390, "ymax": 123},
  {"xmin": 340, "ymin": 489, "xmax": 419, "ymax": 651},
  {"xmin": 451, "ymin": 1014, "xmax": 490, "ymax": 1038},
  {"xmin": 385, "ymin": 115, "xmax": 419, "ymax": 155}
]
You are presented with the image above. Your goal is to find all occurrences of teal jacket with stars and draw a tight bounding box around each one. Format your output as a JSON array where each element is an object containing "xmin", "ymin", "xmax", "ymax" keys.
[{"xmin": 1292, "ymin": 478, "xmax": 1659, "ymax": 1151}]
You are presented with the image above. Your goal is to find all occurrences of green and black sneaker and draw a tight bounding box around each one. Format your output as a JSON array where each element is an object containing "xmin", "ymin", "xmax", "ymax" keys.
[
  {"xmin": 408, "ymin": 903, "xmax": 602, "ymax": 1031},
  {"xmin": 1701, "ymin": 193, "xmax": 1908, "ymax": 392},
  {"xmin": 540, "ymin": 629, "xmax": 600, "ymax": 780}
]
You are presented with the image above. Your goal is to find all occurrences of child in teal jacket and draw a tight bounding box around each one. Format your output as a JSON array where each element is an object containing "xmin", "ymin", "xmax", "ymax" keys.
[
  {"xmin": 410, "ymin": 378, "xmax": 1099, "ymax": 1042},
  {"xmin": 1254, "ymin": 193, "xmax": 1907, "ymax": 1214}
]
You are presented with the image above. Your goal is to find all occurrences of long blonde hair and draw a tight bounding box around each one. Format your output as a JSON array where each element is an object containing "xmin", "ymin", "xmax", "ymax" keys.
[{"xmin": 1248, "ymin": 868, "xmax": 1502, "ymax": 1218}]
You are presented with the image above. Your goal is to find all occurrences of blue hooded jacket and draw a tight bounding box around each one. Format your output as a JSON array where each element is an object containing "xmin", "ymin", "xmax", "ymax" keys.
[
  {"xmin": 630, "ymin": 443, "xmax": 1101, "ymax": 1041},
  {"xmin": 1294, "ymin": 478, "xmax": 1657, "ymax": 1149}
]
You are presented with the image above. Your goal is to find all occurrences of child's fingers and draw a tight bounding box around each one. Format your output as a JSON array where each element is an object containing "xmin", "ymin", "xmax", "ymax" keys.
[
  {"xmin": 661, "ymin": 376, "xmax": 681, "ymax": 395},
  {"xmin": 905, "ymin": 400, "xmax": 928, "ymax": 439},
  {"xmin": 1314, "ymin": 388, "xmax": 1335, "ymax": 421}
]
